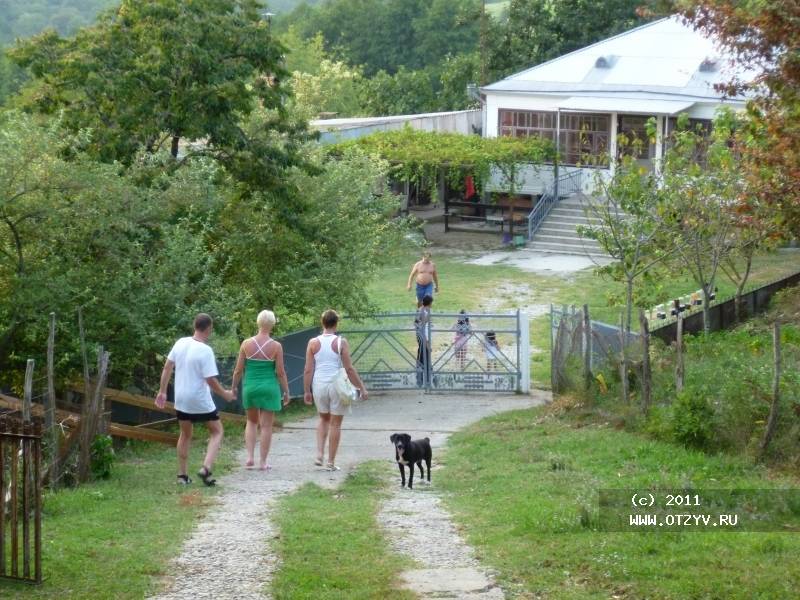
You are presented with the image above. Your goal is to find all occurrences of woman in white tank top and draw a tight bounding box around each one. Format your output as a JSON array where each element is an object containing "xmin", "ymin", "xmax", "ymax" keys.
[{"xmin": 303, "ymin": 309, "xmax": 368, "ymax": 471}]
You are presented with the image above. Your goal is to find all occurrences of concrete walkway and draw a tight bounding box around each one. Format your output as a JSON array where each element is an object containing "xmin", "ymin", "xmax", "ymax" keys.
[{"xmin": 150, "ymin": 390, "xmax": 547, "ymax": 599}]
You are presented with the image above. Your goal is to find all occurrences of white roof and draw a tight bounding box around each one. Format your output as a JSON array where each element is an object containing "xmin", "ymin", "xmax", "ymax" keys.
[
  {"xmin": 483, "ymin": 16, "xmax": 752, "ymax": 103},
  {"xmin": 558, "ymin": 96, "xmax": 695, "ymax": 114},
  {"xmin": 310, "ymin": 110, "xmax": 478, "ymax": 131}
]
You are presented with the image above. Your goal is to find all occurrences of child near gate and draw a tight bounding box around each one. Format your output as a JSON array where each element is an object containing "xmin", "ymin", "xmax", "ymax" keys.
[
  {"xmin": 484, "ymin": 331, "xmax": 500, "ymax": 371},
  {"xmin": 453, "ymin": 310, "xmax": 471, "ymax": 369}
]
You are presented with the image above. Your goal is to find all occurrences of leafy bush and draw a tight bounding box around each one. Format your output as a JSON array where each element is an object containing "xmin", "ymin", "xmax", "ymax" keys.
[
  {"xmin": 91, "ymin": 434, "xmax": 115, "ymax": 479},
  {"xmin": 669, "ymin": 388, "xmax": 715, "ymax": 449}
]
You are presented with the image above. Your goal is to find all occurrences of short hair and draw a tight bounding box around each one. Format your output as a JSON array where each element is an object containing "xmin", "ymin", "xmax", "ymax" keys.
[
  {"xmin": 194, "ymin": 313, "xmax": 213, "ymax": 332},
  {"xmin": 321, "ymin": 309, "xmax": 339, "ymax": 329},
  {"xmin": 421, "ymin": 295, "xmax": 433, "ymax": 307},
  {"xmin": 257, "ymin": 310, "xmax": 276, "ymax": 330}
]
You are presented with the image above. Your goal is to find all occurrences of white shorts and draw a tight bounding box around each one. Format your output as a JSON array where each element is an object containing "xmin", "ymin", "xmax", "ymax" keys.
[{"xmin": 312, "ymin": 380, "xmax": 346, "ymax": 416}]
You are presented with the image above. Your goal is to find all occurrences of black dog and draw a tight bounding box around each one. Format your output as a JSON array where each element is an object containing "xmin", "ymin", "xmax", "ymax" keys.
[{"xmin": 390, "ymin": 433, "xmax": 432, "ymax": 489}]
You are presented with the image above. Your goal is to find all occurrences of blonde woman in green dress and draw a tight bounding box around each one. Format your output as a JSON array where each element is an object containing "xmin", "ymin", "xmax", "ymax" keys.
[{"xmin": 232, "ymin": 310, "xmax": 290, "ymax": 470}]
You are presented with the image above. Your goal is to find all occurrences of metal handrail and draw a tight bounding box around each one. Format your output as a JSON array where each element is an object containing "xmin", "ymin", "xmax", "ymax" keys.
[{"xmin": 527, "ymin": 170, "xmax": 583, "ymax": 240}]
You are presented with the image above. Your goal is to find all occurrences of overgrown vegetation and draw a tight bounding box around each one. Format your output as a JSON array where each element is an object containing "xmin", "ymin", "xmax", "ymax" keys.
[
  {"xmin": 560, "ymin": 283, "xmax": 800, "ymax": 466},
  {"xmin": 439, "ymin": 407, "xmax": 800, "ymax": 599}
]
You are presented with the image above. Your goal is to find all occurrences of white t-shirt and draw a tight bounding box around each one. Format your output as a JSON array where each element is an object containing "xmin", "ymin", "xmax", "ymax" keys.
[{"xmin": 167, "ymin": 337, "xmax": 219, "ymax": 414}]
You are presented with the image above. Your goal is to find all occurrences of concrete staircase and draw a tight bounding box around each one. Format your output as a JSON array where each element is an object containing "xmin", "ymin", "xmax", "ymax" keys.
[{"xmin": 528, "ymin": 193, "xmax": 609, "ymax": 257}]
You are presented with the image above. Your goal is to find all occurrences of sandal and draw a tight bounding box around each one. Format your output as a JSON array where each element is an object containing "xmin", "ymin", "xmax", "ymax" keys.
[
  {"xmin": 177, "ymin": 474, "xmax": 192, "ymax": 485},
  {"xmin": 314, "ymin": 457, "xmax": 324, "ymax": 467},
  {"xmin": 326, "ymin": 463, "xmax": 340, "ymax": 472},
  {"xmin": 197, "ymin": 466, "xmax": 216, "ymax": 487}
]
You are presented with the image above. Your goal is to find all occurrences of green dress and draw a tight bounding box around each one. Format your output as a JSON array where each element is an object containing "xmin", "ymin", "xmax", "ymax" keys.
[{"xmin": 242, "ymin": 359, "xmax": 282, "ymax": 411}]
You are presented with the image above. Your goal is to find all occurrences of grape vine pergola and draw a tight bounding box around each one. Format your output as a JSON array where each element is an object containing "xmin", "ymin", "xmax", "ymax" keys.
[{"xmin": 333, "ymin": 127, "xmax": 554, "ymax": 208}]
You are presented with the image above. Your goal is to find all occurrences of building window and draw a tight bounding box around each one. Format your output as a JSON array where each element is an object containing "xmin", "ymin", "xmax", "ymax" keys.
[
  {"xmin": 559, "ymin": 113, "xmax": 610, "ymax": 166},
  {"xmin": 617, "ymin": 115, "xmax": 655, "ymax": 160},
  {"xmin": 663, "ymin": 117, "xmax": 713, "ymax": 163},
  {"xmin": 499, "ymin": 109, "xmax": 557, "ymax": 142},
  {"xmin": 498, "ymin": 109, "xmax": 610, "ymax": 166}
]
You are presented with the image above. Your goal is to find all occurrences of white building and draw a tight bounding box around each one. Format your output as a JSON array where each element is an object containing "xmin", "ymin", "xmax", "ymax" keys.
[{"xmin": 481, "ymin": 15, "xmax": 750, "ymax": 196}]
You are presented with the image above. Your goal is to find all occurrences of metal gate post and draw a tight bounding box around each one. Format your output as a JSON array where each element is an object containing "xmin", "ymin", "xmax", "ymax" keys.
[
  {"xmin": 519, "ymin": 310, "xmax": 530, "ymax": 393},
  {"xmin": 426, "ymin": 319, "xmax": 433, "ymax": 391}
]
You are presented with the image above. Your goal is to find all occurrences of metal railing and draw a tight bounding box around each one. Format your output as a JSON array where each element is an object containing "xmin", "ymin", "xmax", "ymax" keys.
[{"xmin": 527, "ymin": 169, "xmax": 583, "ymax": 240}]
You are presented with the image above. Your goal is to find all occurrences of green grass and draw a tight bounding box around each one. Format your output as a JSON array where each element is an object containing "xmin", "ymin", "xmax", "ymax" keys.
[
  {"xmin": 438, "ymin": 407, "xmax": 800, "ymax": 599},
  {"xmin": 0, "ymin": 425, "xmax": 242, "ymax": 599},
  {"xmin": 367, "ymin": 248, "xmax": 534, "ymax": 313},
  {"xmin": 270, "ymin": 462, "xmax": 414, "ymax": 600}
]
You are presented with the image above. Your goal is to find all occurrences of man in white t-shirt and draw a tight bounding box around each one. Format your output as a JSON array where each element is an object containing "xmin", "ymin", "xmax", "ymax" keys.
[{"xmin": 155, "ymin": 313, "xmax": 234, "ymax": 486}]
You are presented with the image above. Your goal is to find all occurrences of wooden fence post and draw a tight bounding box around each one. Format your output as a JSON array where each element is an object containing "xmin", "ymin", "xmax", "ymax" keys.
[
  {"xmin": 78, "ymin": 348, "xmax": 110, "ymax": 483},
  {"xmin": 760, "ymin": 322, "xmax": 781, "ymax": 455},
  {"xmin": 47, "ymin": 312, "xmax": 59, "ymax": 488},
  {"xmin": 639, "ymin": 310, "xmax": 651, "ymax": 415},
  {"xmin": 676, "ymin": 315, "xmax": 684, "ymax": 393},
  {"xmin": 582, "ymin": 304, "xmax": 592, "ymax": 391},
  {"xmin": 23, "ymin": 359, "xmax": 34, "ymax": 422},
  {"xmin": 78, "ymin": 307, "xmax": 92, "ymax": 412}
]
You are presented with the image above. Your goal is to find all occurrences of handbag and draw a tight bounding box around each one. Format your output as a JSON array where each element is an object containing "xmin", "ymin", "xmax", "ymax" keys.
[{"xmin": 334, "ymin": 336, "xmax": 359, "ymax": 406}]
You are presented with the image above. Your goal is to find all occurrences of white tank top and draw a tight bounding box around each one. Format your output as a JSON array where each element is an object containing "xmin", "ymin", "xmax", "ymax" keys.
[{"xmin": 313, "ymin": 334, "xmax": 341, "ymax": 385}]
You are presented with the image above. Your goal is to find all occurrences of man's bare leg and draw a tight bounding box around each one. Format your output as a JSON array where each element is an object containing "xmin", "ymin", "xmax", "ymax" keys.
[
  {"xmin": 177, "ymin": 420, "xmax": 193, "ymax": 476},
  {"xmin": 316, "ymin": 412, "xmax": 331, "ymax": 464},
  {"xmin": 259, "ymin": 410, "xmax": 275, "ymax": 469},
  {"xmin": 244, "ymin": 408, "xmax": 259, "ymax": 467},
  {"xmin": 202, "ymin": 419, "xmax": 224, "ymax": 472},
  {"xmin": 328, "ymin": 415, "xmax": 344, "ymax": 466}
]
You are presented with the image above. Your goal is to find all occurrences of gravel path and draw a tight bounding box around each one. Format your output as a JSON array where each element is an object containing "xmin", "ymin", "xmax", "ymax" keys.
[
  {"xmin": 379, "ymin": 485, "xmax": 505, "ymax": 598},
  {"xmin": 149, "ymin": 390, "xmax": 546, "ymax": 599}
]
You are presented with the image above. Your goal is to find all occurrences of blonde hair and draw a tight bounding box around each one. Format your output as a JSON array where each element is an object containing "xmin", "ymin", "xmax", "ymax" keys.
[{"xmin": 256, "ymin": 310, "xmax": 276, "ymax": 330}]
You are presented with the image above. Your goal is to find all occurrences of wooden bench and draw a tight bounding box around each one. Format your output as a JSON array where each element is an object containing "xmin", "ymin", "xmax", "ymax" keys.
[{"xmin": 495, "ymin": 196, "xmax": 533, "ymax": 232}]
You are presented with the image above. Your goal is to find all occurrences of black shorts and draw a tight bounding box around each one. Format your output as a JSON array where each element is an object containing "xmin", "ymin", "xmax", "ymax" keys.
[{"xmin": 175, "ymin": 409, "xmax": 220, "ymax": 422}]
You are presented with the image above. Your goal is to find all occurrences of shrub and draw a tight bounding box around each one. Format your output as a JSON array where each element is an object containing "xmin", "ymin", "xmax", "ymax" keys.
[
  {"xmin": 91, "ymin": 434, "xmax": 115, "ymax": 479},
  {"xmin": 670, "ymin": 388, "xmax": 715, "ymax": 450}
]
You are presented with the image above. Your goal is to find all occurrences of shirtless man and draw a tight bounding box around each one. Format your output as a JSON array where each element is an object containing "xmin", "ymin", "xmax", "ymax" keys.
[{"xmin": 406, "ymin": 251, "xmax": 440, "ymax": 307}]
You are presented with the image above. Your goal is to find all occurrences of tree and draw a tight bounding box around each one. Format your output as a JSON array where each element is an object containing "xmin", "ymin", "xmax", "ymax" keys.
[
  {"xmin": 489, "ymin": 0, "xmax": 656, "ymax": 79},
  {"xmin": 719, "ymin": 196, "xmax": 778, "ymax": 323},
  {"xmin": 0, "ymin": 52, "xmax": 26, "ymax": 106},
  {"xmin": 358, "ymin": 67, "xmax": 439, "ymax": 116},
  {"xmin": 681, "ymin": 0, "xmax": 800, "ymax": 235},
  {"xmin": 657, "ymin": 112, "xmax": 743, "ymax": 334},
  {"xmin": 213, "ymin": 145, "xmax": 412, "ymax": 330},
  {"xmin": 580, "ymin": 133, "xmax": 673, "ymax": 340},
  {"xmin": 0, "ymin": 0, "xmax": 117, "ymax": 46},
  {"xmin": 280, "ymin": 0, "xmax": 480, "ymax": 77},
  {"xmin": 437, "ymin": 52, "xmax": 481, "ymax": 113},
  {"xmin": 11, "ymin": 0, "xmax": 306, "ymax": 191},
  {"xmin": 290, "ymin": 58, "xmax": 365, "ymax": 119},
  {"xmin": 0, "ymin": 111, "xmax": 247, "ymax": 385}
]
